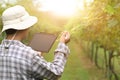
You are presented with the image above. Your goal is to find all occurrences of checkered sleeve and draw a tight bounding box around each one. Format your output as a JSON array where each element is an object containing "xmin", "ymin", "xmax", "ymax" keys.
[{"xmin": 31, "ymin": 42, "xmax": 70, "ymax": 80}]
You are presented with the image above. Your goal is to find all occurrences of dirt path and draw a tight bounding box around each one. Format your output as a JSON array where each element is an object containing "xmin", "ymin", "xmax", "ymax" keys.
[{"xmin": 73, "ymin": 41, "xmax": 108, "ymax": 80}]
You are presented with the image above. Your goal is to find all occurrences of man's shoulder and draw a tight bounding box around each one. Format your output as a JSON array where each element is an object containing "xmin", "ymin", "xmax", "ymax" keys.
[
  {"xmin": 0, "ymin": 40, "xmax": 39, "ymax": 59},
  {"xmin": 6, "ymin": 41, "xmax": 38, "ymax": 58},
  {"xmin": 16, "ymin": 44, "xmax": 38, "ymax": 55}
]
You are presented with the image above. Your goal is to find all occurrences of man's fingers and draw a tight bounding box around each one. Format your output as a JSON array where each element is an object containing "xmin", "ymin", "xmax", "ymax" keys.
[{"xmin": 60, "ymin": 31, "xmax": 70, "ymax": 44}]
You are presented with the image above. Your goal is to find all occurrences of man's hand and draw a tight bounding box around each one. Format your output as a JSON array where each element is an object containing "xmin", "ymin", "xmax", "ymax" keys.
[
  {"xmin": 37, "ymin": 52, "xmax": 42, "ymax": 56},
  {"xmin": 60, "ymin": 31, "xmax": 70, "ymax": 44}
]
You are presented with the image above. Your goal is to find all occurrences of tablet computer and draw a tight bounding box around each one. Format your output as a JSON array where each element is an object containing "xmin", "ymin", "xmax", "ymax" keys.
[{"xmin": 29, "ymin": 32, "xmax": 57, "ymax": 53}]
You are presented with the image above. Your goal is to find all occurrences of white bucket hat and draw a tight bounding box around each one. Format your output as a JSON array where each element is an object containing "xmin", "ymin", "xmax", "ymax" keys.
[{"xmin": 1, "ymin": 5, "xmax": 38, "ymax": 32}]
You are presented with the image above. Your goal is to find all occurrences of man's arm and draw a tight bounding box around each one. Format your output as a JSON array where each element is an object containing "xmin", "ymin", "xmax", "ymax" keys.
[{"xmin": 31, "ymin": 31, "xmax": 70, "ymax": 80}]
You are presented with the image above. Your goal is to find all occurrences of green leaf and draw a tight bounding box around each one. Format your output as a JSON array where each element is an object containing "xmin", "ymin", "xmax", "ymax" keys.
[
  {"xmin": 104, "ymin": 4, "xmax": 116, "ymax": 15},
  {"xmin": 107, "ymin": 18, "xmax": 118, "ymax": 27}
]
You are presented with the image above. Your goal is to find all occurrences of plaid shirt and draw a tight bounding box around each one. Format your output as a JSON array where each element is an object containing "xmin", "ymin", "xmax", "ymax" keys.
[{"xmin": 0, "ymin": 40, "xmax": 70, "ymax": 80}]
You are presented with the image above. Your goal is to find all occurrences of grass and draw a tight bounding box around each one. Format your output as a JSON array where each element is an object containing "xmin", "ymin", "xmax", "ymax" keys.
[
  {"xmin": 43, "ymin": 40, "xmax": 89, "ymax": 80},
  {"xmin": 43, "ymin": 40, "xmax": 109, "ymax": 80},
  {"xmin": 60, "ymin": 41, "xmax": 89, "ymax": 80}
]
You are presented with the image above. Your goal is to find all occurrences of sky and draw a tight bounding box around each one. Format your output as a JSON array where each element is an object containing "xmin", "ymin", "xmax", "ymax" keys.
[
  {"xmin": 33, "ymin": 0, "xmax": 94, "ymax": 17},
  {"xmin": 0, "ymin": 0, "xmax": 94, "ymax": 17}
]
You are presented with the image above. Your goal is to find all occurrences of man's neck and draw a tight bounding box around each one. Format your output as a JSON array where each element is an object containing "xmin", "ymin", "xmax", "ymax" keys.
[{"xmin": 6, "ymin": 34, "xmax": 22, "ymax": 41}]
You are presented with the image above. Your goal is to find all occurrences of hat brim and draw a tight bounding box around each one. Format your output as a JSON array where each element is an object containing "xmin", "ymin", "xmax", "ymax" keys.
[{"xmin": 2, "ymin": 16, "xmax": 38, "ymax": 32}]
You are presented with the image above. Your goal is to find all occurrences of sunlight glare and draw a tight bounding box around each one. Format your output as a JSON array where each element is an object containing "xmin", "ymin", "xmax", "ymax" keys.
[
  {"xmin": 36, "ymin": 0, "xmax": 93, "ymax": 17},
  {"xmin": 39, "ymin": 0, "xmax": 81, "ymax": 17}
]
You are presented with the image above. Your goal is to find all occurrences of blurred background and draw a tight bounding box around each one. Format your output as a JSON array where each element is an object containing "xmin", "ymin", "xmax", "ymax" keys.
[{"xmin": 1, "ymin": 0, "xmax": 120, "ymax": 80}]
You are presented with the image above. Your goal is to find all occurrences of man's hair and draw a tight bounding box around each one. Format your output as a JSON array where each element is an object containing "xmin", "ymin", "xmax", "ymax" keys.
[{"xmin": 5, "ymin": 29, "xmax": 17, "ymax": 35}]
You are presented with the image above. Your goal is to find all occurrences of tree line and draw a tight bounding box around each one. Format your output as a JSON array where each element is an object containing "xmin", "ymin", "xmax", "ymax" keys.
[{"xmin": 65, "ymin": 0, "xmax": 120, "ymax": 80}]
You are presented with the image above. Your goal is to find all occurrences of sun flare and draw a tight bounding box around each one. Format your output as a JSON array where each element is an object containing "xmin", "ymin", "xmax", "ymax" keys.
[{"xmin": 34, "ymin": 0, "xmax": 93, "ymax": 17}]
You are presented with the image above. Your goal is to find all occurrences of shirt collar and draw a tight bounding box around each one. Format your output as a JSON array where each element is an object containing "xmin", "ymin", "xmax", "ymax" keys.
[{"xmin": 1, "ymin": 39, "xmax": 26, "ymax": 47}]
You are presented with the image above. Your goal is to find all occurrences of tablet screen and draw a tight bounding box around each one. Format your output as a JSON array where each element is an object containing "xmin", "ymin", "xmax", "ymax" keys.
[{"xmin": 29, "ymin": 33, "xmax": 57, "ymax": 53}]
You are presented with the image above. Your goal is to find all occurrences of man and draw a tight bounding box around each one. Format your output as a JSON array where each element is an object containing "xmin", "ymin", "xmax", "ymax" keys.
[{"xmin": 0, "ymin": 5, "xmax": 70, "ymax": 80}]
